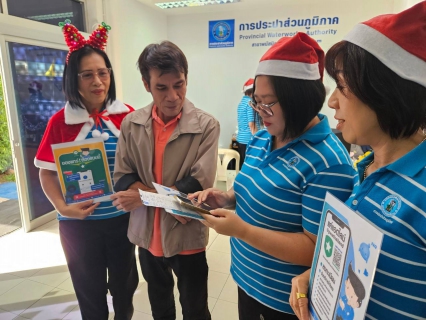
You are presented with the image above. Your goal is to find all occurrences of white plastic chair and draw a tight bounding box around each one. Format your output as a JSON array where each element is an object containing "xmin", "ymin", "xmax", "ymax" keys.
[{"xmin": 214, "ymin": 148, "xmax": 240, "ymax": 191}]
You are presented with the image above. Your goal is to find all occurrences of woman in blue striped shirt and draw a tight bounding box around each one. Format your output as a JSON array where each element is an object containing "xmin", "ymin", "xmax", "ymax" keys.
[
  {"xmin": 236, "ymin": 78, "xmax": 260, "ymax": 169},
  {"xmin": 34, "ymin": 21, "xmax": 138, "ymax": 319},
  {"xmin": 191, "ymin": 33, "xmax": 356, "ymax": 319},
  {"xmin": 290, "ymin": 3, "xmax": 426, "ymax": 319}
]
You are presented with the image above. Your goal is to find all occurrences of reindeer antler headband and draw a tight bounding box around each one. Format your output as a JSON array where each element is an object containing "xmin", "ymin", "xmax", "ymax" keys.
[{"xmin": 59, "ymin": 19, "xmax": 111, "ymax": 64}]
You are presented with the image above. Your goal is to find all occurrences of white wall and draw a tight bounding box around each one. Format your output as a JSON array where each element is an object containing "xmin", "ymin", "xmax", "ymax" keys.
[
  {"xmin": 105, "ymin": 0, "xmax": 167, "ymax": 109},
  {"xmin": 167, "ymin": 0, "xmax": 395, "ymax": 147},
  {"xmin": 393, "ymin": 0, "xmax": 424, "ymax": 12}
]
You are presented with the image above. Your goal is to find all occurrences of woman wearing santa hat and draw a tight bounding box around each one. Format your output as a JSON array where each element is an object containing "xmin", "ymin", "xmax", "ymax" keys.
[
  {"xmin": 190, "ymin": 33, "xmax": 356, "ymax": 319},
  {"xmin": 290, "ymin": 2, "xmax": 426, "ymax": 319},
  {"xmin": 34, "ymin": 20, "xmax": 138, "ymax": 319}
]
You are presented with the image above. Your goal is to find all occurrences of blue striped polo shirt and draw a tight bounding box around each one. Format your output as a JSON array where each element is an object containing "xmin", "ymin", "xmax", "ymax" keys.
[
  {"xmin": 231, "ymin": 114, "xmax": 356, "ymax": 314},
  {"xmin": 347, "ymin": 143, "xmax": 426, "ymax": 319},
  {"xmin": 58, "ymin": 121, "xmax": 126, "ymax": 221},
  {"xmin": 237, "ymin": 96, "xmax": 256, "ymax": 145}
]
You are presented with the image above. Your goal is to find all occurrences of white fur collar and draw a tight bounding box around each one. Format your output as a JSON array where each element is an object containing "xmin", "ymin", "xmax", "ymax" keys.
[{"xmin": 65, "ymin": 99, "xmax": 129, "ymax": 125}]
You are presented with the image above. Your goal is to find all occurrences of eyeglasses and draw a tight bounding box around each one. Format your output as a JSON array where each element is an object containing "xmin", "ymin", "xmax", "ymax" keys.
[
  {"xmin": 248, "ymin": 100, "xmax": 277, "ymax": 116},
  {"xmin": 78, "ymin": 68, "xmax": 112, "ymax": 81}
]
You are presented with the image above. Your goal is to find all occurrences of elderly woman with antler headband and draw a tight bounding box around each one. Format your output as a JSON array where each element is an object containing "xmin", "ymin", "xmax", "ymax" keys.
[{"xmin": 34, "ymin": 20, "xmax": 138, "ymax": 319}]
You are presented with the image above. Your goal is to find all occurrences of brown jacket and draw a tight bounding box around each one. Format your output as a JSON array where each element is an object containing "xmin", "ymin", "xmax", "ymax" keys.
[{"xmin": 114, "ymin": 99, "xmax": 220, "ymax": 257}]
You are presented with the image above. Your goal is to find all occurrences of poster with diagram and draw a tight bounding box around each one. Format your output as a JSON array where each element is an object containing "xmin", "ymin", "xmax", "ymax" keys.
[
  {"xmin": 51, "ymin": 138, "xmax": 113, "ymax": 204},
  {"xmin": 309, "ymin": 193, "xmax": 383, "ymax": 320}
]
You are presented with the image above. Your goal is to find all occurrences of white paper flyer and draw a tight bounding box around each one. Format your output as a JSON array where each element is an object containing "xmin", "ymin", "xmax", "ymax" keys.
[
  {"xmin": 139, "ymin": 184, "xmax": 206, "ymax": 221},
  {"xmin": 309, "ymin": 192, "xmax": 383, "ymax": 320}
]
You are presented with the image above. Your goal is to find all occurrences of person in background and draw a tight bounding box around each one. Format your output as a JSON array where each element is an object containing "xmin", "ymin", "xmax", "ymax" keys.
[
  {"xmin": 236, "ymin": 78, "xmax": 259, "ymax": 169},
  {"xmin": 289, "ymin": 3, "xmax": 426, "ymax": 319},
  {"xmin": 111, "ymin": 41, "xmax": 220, "ymax": 320},
  {"xmin": 34, "ymin": 21, "xmax": 138, "ymax": 319},
  {"xmin": 191, "ymin": 33, "xmax": 356, "ymax": 320}
]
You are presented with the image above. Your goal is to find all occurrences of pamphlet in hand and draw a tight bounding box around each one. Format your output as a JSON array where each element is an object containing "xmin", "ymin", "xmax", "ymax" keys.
[
  {"xmin": 139, "ymin": 185, "xmax": 207, "ymax": 220},
  {"xmin": 51, "ymin": 138, "xmax": 113, "ymax": 204},
  {"xmin": 309, "ymin": 192, "xmax": 383, "ymax": 320}
]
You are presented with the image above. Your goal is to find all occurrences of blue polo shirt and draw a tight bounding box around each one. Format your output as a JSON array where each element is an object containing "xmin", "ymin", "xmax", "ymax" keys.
[
  {"xmin": 237, "ymin": 96, "xmax": 256, "ymax": 145},
  {"xmin": 231, "ymin": 114, "xmax": 356, "ymax": 314},
  {"xmin": 347, "ymin": 142, "xmax": 426, "ymax": 319}
]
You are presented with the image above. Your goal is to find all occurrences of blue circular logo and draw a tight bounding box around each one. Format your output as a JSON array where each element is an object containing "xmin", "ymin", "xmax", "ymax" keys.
[
  {"xmin": 381, "ymin": 195, "xmax": 401, "ymax": 217},
  {"xmin": 212, "ymin": 21, "xmax": 231, "ymax": 41},
  {"xmin": 288, "ymin": 156, "xmax": 300, "ymax": 167}
]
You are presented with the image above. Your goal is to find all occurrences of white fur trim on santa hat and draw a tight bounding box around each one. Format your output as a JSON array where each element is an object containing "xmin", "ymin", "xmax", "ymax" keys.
[
  {"xmin": 243, "ymin": 84, "xmax": 254, "ymax": 92},
  {"xmin": 344, "ymin": 23, "xmax": 426, "ymax": 88},
  {"xmin": 255, "ymin": 60, "xmax": 320, "ymax": 80},
  {"xmin": 65, "ymin": 99, "xmax": 129, "ymax": 125}
]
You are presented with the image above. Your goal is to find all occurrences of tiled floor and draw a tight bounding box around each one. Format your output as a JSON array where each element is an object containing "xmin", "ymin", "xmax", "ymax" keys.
[{"xmin": 0, "ymin": 218, "xmax": 238, "ymax": 319}]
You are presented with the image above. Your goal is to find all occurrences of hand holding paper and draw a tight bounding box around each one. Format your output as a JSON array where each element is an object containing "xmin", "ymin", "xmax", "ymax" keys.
[
  {"xmin": 111, "ymin": 189, "xmax": 142, "ymax": 212},
  {"xmin": 201, "ymin": 208, "xmax": 246, "ymax": 238},
  {"xmin": 289, "ymin": 269, "xmax": 310, "ymax": 320},
  {"xmin": 138, "ymin": 188, "xmax": 206, "ymax": 221}
]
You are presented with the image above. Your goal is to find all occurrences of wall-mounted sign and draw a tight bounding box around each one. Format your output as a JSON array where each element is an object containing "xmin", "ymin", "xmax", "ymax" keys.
[
  {"xmin": 209, "ymin": 19, "xmax": 235, "ymax": 48},
  {"xmin": 237, "ymin": 16, "xmax": 341, "ymax": 48}
]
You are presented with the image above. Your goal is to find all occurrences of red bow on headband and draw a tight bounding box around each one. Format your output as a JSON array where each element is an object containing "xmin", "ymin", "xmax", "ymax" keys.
[{"xmin": 59, "ymin": 19, "xmax": 111, "ymax": 64}]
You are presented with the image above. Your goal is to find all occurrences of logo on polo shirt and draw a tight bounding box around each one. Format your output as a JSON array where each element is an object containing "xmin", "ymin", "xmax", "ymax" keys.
[
  {"xmin": 380, "ymin": 195, "xmax": 401, "ymax": 217},
  {"xmin": 287, "ymin": 156, "xmax": 300, "ymax": 167}
]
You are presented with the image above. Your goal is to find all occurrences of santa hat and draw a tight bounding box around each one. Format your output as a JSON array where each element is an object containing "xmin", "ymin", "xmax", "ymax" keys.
[
  {"xmin": 255, "ymin": 32, "xmax": 324, "ymax": 81},
  {"xmin": 242, "ymin": 78, "xmax": 254, "ymax": 93},
  {"xmin": 344, "ymin": 1, "xmax": 426, "ymax": 88}
]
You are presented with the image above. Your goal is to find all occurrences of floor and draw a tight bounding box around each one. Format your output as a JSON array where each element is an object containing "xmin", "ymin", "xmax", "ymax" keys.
[
  {"xmin": 0, "ymin": 199, "xmax": 21, "ymax": 237},
  {"xmin": 0, "ymin": 180, "xmax": 239, "ymax": 320}
]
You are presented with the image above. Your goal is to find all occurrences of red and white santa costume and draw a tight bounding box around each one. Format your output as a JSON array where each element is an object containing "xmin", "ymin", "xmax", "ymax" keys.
[
  {"xmin": 34, "ymin": 99, "xmax": 133, "ymax": 171},
  {"xmin": 33, "ymin": 19, "xmax": 138, "ymax": 319}
]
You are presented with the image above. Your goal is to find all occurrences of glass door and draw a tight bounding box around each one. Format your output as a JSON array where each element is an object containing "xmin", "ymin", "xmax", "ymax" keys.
[{"xmin": 0, "ymin": 38, "xmax": 67, "ymax": 231}]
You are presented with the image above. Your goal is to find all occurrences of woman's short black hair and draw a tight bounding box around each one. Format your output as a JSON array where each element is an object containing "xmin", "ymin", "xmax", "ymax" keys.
[
  {"xmin": 63, "ymin": 45, "xmax": 116, "ymax": 109},
  {"xmin": 253, "ymin": 76, "xmax": 326, "ymax": 141},
  {"xmin": 325, "ymin": 41, "xmax": 426, "ymax": 139}
]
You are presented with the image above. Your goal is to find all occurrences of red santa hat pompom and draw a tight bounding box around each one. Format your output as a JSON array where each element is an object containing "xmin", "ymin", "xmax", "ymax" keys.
[
  {"xmin": 242, "ymin": 78, "xmax": 254, "ymax": 93},
  {"xmin": 255, "ymin": 32, "xmax": 324, "ymax": 81},
  {"xmin": 344, "ymin": 1, "xmax": 426, "ymax": 88}
]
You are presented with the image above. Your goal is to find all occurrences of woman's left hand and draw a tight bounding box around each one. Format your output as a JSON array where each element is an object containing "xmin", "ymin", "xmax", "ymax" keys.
[
  {"xmin": 201, "ymin": 208, "xmax": 248, "ymax": 238},
  {"xmin": 289, "ymin": 269, "xmax": 311, "ymax": 320}
]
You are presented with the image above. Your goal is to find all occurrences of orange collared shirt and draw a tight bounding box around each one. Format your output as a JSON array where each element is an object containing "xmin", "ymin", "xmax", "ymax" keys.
[{"xmin": 149, "ymin": 105, "xmax": 204, "ymax": 257}]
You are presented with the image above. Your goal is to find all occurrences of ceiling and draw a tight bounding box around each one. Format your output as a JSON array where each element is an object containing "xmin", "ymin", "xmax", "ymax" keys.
[{"xmin": 135, "ymin": 0, "xmax": 323, "ymax": 15}]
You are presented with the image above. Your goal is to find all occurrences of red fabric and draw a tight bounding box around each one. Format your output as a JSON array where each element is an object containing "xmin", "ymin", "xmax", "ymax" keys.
[
  {"xmin": 362, "ymin": 2, "xmax": 426, "ymax": 62},
  {"xmin": 61, "ymin": 21, "xmax": 111, "ymax": 64},
  {"xmin": 149, "ymin": 105, "xmax": 181, "ymax": 257},
  {"xmin": 35, "ymin": 104, "xmax": 133, "ymax": 166},
  {"xmin": 259, "ymin": 33, "xmax": 324, "ymax": 79},
  {"xmin": 90, "ymin": 109, "xmax": 110, "ymax": 128}
]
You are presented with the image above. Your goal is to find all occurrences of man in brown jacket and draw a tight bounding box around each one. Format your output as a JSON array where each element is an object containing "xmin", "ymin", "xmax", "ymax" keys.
[{"xmin": 111, "ymin": 41, "xmax": 219, "ymax": 320}]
